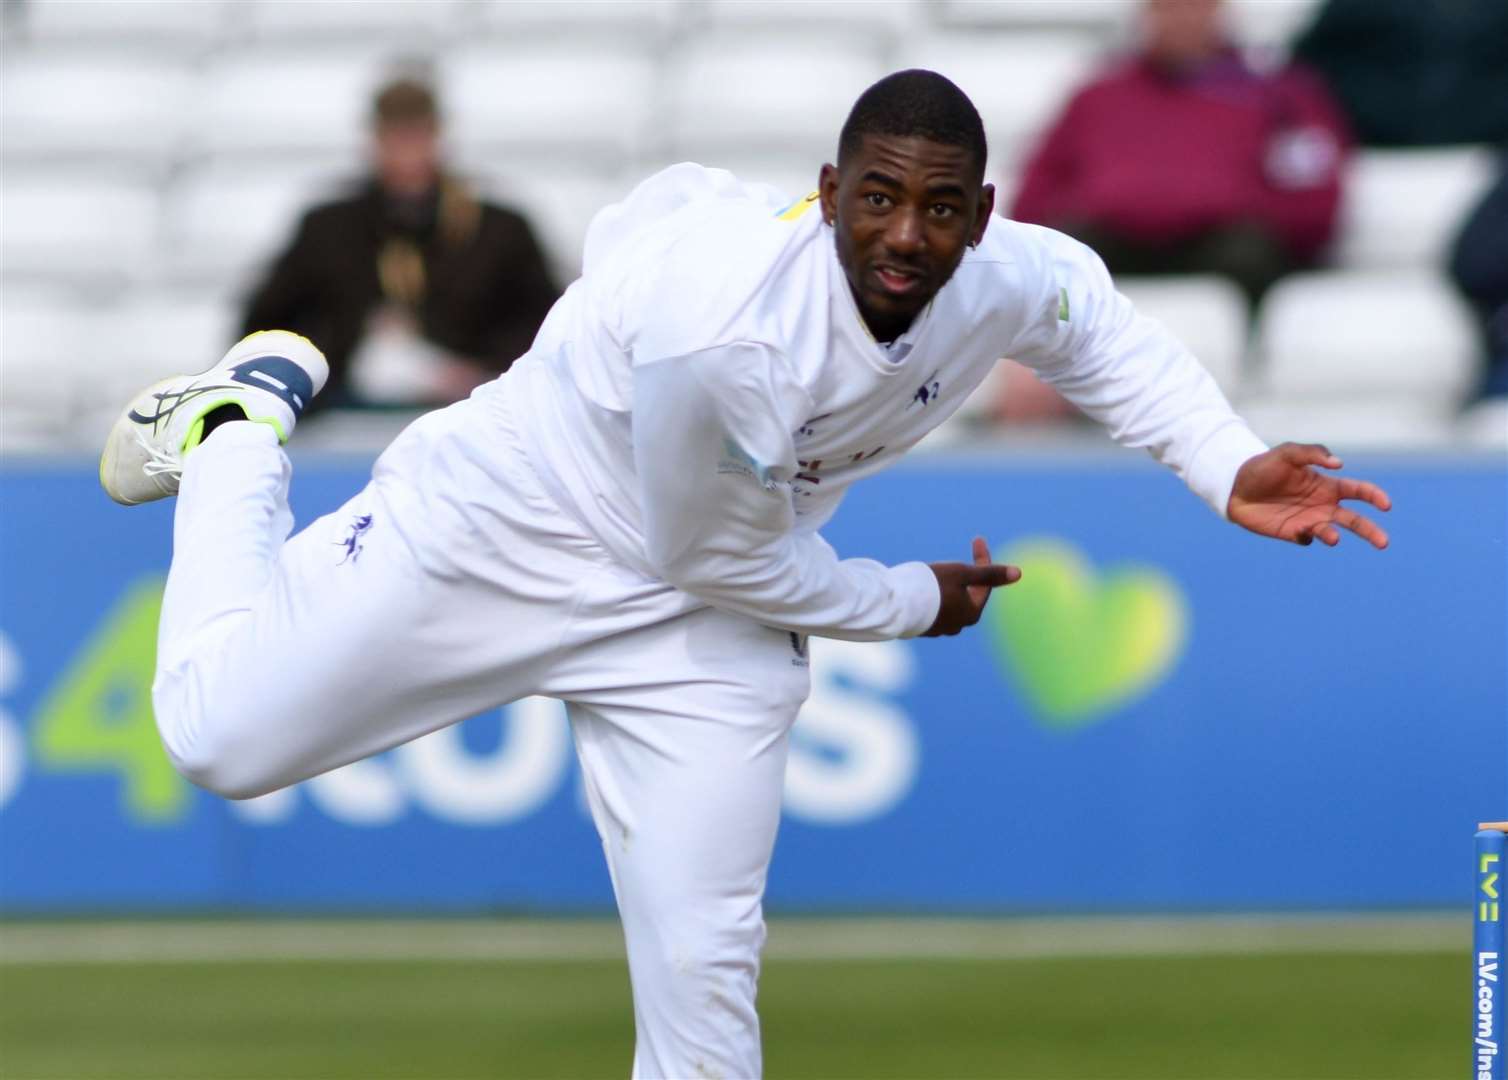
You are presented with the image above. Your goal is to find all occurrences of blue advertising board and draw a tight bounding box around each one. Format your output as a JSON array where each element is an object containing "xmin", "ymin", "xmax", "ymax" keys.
[{"xmin": 1, "ymin": 452, "xmax": 1504, "ymax": 912}]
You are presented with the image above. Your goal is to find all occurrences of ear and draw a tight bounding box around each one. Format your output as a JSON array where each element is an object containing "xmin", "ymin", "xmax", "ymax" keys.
[
  {"xmin": 818, "ymin": 163, "xmax": 840, "ymax": 227},
  {"xmin": 970, "ymin": 183, "xmax": 996, "ymax": 247},
  {"xmin": 971, "ymin": 183, "xmax": 995, "ymax": 247}
]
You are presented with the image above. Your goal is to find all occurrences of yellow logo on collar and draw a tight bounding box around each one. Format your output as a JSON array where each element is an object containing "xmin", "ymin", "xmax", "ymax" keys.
[{"xmin": 776, "ymin": 191, "xmax": 820, "ymax": 221}]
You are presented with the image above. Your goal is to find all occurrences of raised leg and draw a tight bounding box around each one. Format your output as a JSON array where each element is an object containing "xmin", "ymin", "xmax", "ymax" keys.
[{"xmin": 151, "ymin": 400, "xmax": 599, "ymax": 799}]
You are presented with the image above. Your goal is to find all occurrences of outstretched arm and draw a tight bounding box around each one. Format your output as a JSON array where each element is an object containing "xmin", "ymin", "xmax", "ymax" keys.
[
  {"xmin": 1005, "ymin": 225, "xmax": 1268, "ymax": 519},
  {"xmin": 1227, "ymin": 442, "xmax": 1391, "ymax": 548},
  {"xmin": 1003, "ymin": 225, "xmax": 1393, "ymax": 550}
]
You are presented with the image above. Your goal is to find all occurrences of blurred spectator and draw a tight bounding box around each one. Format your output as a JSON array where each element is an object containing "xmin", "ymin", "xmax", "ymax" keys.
[
  {"xmin": 993, "ymin": 360, "xmax": 1083, "ymax": 425},
  {"xmin": 1294, "ymin": 0, "xmax": 1508, "ymax": 149},
  {"xmin": 242, "ymin": 77, "xmax": 558, "ymax": 412},
  {"xmin": 1011, "ymin": 0, "xmax": 1348, "ymax": 308},
  {"xmin": 1449, "ymin": 154, "xmax": 1508, "ymax": 401}
]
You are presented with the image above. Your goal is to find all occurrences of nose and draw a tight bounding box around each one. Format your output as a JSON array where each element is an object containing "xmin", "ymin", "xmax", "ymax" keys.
[{"xmin": 883, "ymin": 207, "xmax": 926, "ymax": 257}]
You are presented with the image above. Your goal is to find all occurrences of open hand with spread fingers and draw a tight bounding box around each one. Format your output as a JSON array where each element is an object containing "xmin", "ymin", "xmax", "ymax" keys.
[
  {"xmin": 924, "ymin": 536, "xmax": 1022, "ymax": 637},
  {"xmin": 1227, "ymin": 443, "xmax": 1392, "ymax": 549}
]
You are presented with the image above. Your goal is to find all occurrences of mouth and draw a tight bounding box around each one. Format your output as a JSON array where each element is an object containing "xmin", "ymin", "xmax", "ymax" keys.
[{"xmin": 871, "ymin": 263, "xmax": 926, "ymax": 298}]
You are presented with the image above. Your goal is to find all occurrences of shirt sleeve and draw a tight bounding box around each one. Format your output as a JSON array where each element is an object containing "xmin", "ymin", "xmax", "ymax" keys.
[
  {"xmin": 1004, "ymin": 225, "xmax": 1269, "ymax": 517},
  {"xmin": 631, "ymin": 342, "xmax": 941, "ymax": 641}
]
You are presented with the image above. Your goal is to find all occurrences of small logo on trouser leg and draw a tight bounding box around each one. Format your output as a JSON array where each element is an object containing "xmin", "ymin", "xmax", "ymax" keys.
[
  {"xmin": 789, "ymin": 632, "xmax": 809, "ymax": 667},
  {"xmin": 336, "ymin": 513, "xmax": 373, "ymax": 564}
]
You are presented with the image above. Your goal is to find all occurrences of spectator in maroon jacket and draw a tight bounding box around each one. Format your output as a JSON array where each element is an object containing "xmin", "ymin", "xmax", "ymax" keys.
[{"xmin": 1011, "ymin": 0, "xmax": 1350, "ymax": 307}]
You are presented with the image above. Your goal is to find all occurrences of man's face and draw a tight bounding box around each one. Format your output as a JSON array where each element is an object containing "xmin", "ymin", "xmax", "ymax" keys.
[
  {"xmin": 1143, "ymin": 0, "xmax": 1223, "ymax": 68},
  {"xmin": 374, "ymin": 120, "xmax": 441, "ymax": 199},
  {"xmin": 820, "ymin": 134, "xmax": 994, "ymax": 342}
]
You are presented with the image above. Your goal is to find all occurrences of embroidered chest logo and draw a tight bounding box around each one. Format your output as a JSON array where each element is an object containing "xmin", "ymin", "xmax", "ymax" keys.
[
  {"xmin": 336, "ymin": 513, "xmax": 374, "ymax": 564},
  {"xmin": 907, "ymin": 370, "xmax": 942, "ymax": 409}
]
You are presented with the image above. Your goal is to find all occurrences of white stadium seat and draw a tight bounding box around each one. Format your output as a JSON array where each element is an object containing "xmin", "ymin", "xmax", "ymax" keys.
[
  {"xmin": 1, "ymin": 176, "xmax": 162, "ymax": 288},
  {"xmin": 478, "ymin": 171, "xmax": 638, "ymax": 283},
  {"xmin": 1241, "ymin": 270, "xmax": 1481, "ymax": 447},
  {"xmin": 895, "ymin": 33, "xmax": 1103, "ymax": 168},
  {"xmin": 0, "ymin": 52, "xmax": 195, "ymax": 166},
  {"xmin": 91, "ymin": 291, "xmax": 241, "ymax": 408},
  {"xmin": 1116, "ymin": 276, "xmax": 1250, "ymax": 398},
  {"xmin": 475, "ymin": 0, "xmax": 678, "ymax": 39},
  {"xmin": 667, "ymin": 36, "xmax": 885, "ymax": 161},
  {"xmin": 938, "ymin": 0, "xmax": 1321, "ymax": 49},
  {"xmin": 1335, "ymin": 148, "xmax": 1499, "ymax": 270},
  {"xmin": 690, "ymin": 0, "xmax": 918, "ymax": 39},
  {"xmin": 41, "ymin": 290, "xmax": 242, "ymax": 448},
  {"xmin": 1458, "ymin": 398, "xmax": 1508, "ymax": 451},
  {"xmin": 1256, "ymin": 271, "xmax": 1479, "ymax": 396},
  {"xmin": 191, "ymin": 51, "xmax": 399, "ymax": 159},
  {"xmin": 19, "ymin": 0, "xmax": 231, "ymax": 45},
  {"xmin": 445, "ymin": 44, "xmax": 657, "ymax": 165},
  {"xmin": 163, "ymin": 165, "xmax": 358, "ymax": 288},
  {"xmin": 1235, "ymin": 399, "xmax": 1460, "ymax": 449},
  {"xmin": 0, "ymin": 292, "xmax": 99, "ymax": 449},
  {"xmin": 1224, "ymin": 0, "xmax": 1324, "ymax": 50},
  {"xmin": 935, "ymin": 0, "xmax": 1128, "ymax": 31},
  {"xmin": 671, "ymin": 151, "xmax": 826, "ymax": 204},
  {"xmin": 245, "ymin": 0, "xmax": 463, "ymax": 42}
]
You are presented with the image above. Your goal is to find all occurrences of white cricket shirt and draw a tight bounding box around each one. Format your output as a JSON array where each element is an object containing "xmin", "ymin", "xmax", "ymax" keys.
[{"xmin": 490, "ymin": 164, "xmax": 1267, "ymax": 642}]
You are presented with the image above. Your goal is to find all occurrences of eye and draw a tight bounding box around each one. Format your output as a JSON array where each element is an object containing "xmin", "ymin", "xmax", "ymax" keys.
[
  {"xmin": 929, "ymin": 203, "xmax": 958, "ymax": 218},
  {"xmin": 864, "ymin": 192, "xmax": 892, "ymax": 209}
]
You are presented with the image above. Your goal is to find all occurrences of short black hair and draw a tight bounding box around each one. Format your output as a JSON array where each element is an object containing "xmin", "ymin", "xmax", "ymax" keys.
[{"xmin": 837, "ymin": 69, "xmax": 987, "ymax": 177}]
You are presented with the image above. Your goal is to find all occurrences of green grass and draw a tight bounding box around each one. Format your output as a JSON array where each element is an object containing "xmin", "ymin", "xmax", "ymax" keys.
[{"xmin": 0, "ymin": 951, "xmax": 1460, "ymax": 1079}]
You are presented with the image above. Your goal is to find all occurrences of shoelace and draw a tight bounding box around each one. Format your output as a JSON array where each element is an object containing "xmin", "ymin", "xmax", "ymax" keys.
[{"xmin": 135, "ymin": 427, "xmax": 182, "ymax": 480}]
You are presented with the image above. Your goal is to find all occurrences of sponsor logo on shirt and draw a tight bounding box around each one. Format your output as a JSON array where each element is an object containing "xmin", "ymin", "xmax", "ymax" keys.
[
  {"xmin": 794, "ymin": 445, "xmax": 887, "ymax": 490},
  {"xmin": 775, "ymin": 191, "xmax": 821, "ymax": 222},
  {"xmin": 796, "ymin": 413, "xmax": 832, "ymax": 440},
  {"xmin": 717, "ymin": 437, "xmax": 781, "ymax": 491}
]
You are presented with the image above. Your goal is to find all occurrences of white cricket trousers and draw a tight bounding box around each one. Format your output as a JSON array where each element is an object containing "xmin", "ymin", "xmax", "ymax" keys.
[{"xmin": 152, "ymin": 389, "xmax": 812, "ymax": 1080}]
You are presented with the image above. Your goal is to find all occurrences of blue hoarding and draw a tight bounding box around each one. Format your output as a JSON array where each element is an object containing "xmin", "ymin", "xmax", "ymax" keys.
[{"xmin": 1, "ymin": 452, "xmax": 1504, "ymax": 911}]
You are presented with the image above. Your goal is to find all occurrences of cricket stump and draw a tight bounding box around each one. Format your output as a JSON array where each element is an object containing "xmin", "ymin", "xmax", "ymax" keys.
[{"xmin": 1476, "ymin": 822, "xmax": 1508, "ymax": 1080}]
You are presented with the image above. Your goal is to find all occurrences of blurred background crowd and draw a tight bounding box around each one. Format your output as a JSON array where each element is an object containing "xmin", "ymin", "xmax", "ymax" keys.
[{"xmin": 2, "ymin": 0, "xmax": 1505, "ymax": 454}]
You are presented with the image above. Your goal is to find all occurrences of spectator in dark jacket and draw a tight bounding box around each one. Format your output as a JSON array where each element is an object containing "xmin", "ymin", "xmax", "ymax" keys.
[
  {"xmin": 1012, "ymin": 0, "xmax": 1349, "ymax": 306},
  {"xmin": 242, "ymin": 78, "xmax": 559, "ymax": 412},
  {"xmin": 1450, "ymin": 155, "xmax": 1508, "ymax": 400},
  {"xmin": 1294, "ymin": 0, "xmax": 1508, "ymax": 148}
]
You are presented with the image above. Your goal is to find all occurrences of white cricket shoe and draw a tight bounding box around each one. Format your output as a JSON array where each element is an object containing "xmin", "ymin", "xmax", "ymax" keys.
[{"xmin": 100, "ymin": 330, "xmax": 329, "ymax": 505}]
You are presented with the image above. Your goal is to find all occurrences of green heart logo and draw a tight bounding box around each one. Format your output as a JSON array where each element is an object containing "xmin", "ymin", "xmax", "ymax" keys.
[{"xmin": 986, "ymin": 538, "xmax": 1188, "ymax": 730}]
